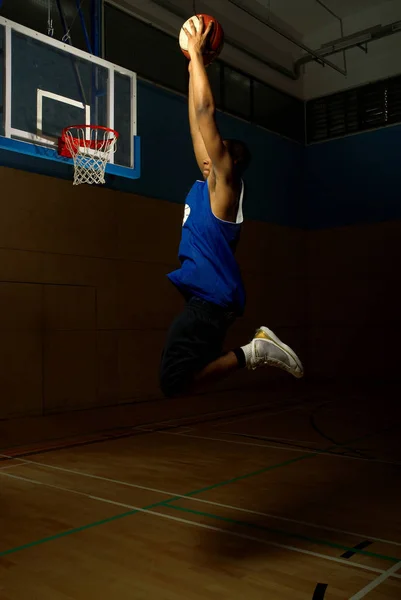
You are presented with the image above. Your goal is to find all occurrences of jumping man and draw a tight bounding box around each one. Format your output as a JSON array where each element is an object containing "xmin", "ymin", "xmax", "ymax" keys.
[{"xmin": 159, "ymin": 16, "xmax": 303, "ymax": 398}]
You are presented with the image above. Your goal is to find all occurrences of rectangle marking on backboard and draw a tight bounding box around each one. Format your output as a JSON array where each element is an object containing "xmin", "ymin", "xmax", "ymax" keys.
[{"xmin": 37, "ymin": 90, "xmax": 91, "ymax": 136}]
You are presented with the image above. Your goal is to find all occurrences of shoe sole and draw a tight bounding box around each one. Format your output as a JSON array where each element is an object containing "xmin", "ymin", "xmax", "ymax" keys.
[{"xmin": 257, "ymin": 326, "xmax": 304, "ymax": 378}]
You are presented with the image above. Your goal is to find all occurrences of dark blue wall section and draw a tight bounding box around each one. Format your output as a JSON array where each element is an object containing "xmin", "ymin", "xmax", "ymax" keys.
[
  {"xmin": 110, "ymin": 80, "xmax": 199, "ymax": 207},
  {"xmin": 3, "ymin": 74, "xmax": 399, "ymax": 231},
  {"xmin": 305, "ymin": 124, "xmax": 401, "ymax": 229},
  {"xmin": 112, "ymin": 80, "xmax": 303, "ymax": 227},
  {"xmin": 215, "ymin": 109, "xmax": 303, "ymax": 227}
]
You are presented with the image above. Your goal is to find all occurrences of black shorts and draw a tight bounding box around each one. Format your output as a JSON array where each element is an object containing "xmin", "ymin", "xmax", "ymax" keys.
[{"xmin": 159, "ymin": 296, "xmax": 236, "ymax": 398}]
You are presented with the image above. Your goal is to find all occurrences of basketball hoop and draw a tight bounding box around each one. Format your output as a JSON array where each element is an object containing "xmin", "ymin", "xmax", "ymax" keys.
[{"xmin": 58, "ymin": 125, "xmax": 119, "ymax": 185}]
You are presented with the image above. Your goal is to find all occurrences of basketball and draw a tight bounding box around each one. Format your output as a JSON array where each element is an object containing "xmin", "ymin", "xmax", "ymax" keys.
[{"xmin": 179, "ymin": 14, "xmax": 224, "ymax": 65}]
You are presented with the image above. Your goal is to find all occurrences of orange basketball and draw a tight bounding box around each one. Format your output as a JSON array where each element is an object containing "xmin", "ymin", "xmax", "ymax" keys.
[{"xmin": 179, "ymin": 14, "xmax": 224, "ymax": 65}]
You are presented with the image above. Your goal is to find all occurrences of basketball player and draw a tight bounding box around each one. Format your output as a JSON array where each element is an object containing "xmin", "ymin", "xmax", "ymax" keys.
[{"xmin": 159, "ymin": 16, "xmax": 303, "ymax": 398}]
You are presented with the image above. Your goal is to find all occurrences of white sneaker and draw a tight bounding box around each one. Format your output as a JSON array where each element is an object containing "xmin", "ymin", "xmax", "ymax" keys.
[{"xmin": 247, "ymin": 326, "xmax": 304, "ymax": 378}]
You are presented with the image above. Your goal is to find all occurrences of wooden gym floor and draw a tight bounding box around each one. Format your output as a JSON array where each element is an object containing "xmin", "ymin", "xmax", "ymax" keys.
[{"xmin": 1, "ymin": 385, "xmax": 401, "ymax": 599}]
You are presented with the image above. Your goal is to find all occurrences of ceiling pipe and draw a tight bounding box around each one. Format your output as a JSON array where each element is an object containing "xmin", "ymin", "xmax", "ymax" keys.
[
  {"xmin": 315, "ymin": 0, "xmax": 341, "ymax": 23},
  {"xmin": 294, "ymin": 20, "xmax": 401, "ymax": 76},
  {"xmin": 228, "ymin": 0, "xmax": 347, "ymax": 76},
  {"xmin": 315, "ymin": 0, "xmax": 347, "ymax": 71}
]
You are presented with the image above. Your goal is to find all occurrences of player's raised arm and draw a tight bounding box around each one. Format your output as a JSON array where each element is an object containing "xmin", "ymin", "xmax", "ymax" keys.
[
  {"xmin": 183, "ymin": 17, "xmax": 233, "ymax": 178},
  {"xmin": 188, "ymin": 62, "xmax": 210, "ymax": 176}
]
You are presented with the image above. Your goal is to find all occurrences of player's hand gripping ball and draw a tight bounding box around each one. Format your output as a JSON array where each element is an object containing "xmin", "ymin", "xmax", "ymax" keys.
[{"xmin": 179, "ymin": 14, "xmax": 224, "ymax": 65}]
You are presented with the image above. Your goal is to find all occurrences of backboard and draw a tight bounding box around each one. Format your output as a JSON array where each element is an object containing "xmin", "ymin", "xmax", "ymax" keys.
[{"xmin": 0, "ymin": 16, "xmax": 140, "ymax": 180}]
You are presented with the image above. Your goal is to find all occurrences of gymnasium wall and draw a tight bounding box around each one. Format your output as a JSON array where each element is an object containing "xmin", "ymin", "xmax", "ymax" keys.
[
  {"xmin": 303, "ymin": 124, "xmax": 401, "ymax": 381},
  {"xmin": 2, "ymin": 77, "xmax": 399, "ymax": 420},
  {"xmin": 0, "ymin": 81, "xmax": 304, "ymax": 420}
]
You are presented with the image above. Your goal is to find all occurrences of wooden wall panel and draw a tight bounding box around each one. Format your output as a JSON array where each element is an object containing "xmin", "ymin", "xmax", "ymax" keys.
[
  {"xmin": 0, "ymin": 166, "xmax": 305, "ymax": 418},
  {"xmin": 305, "ymin": 221, "xmax": 401, "ymax": 379},
  {"xmin": 0, "ymin": 332, "xmax": 42, "ymax": 418},
  {"xmin": 44, "ymin": 331, "xmax": 97, "ymax": 412},
  {"xmin": 43, "ymin": 285, "xmax": 96, "ymax": 331},
  {"xmin": 0, "ymin": 283, "xmax": 42, "ymax": 330}
]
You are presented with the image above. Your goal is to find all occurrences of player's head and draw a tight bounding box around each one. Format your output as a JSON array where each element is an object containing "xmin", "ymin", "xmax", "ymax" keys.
[
  {"xmin": 223, "ymin": 139, "xmax": 251, "ymax": 174},
  {"xmin": 202, "ymin": 139, "xmax": 251, "ymax": 179}
]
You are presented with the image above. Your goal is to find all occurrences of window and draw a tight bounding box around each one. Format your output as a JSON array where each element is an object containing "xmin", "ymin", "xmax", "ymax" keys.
[
  {"xmin": 386, "ymin": 76, "xmax": 401, "ymax": 124},
  {"xmin": 306, "ymin": 74, "xmax": 401, "ymax": 143},
  {"xmin": 254, "ymin": 80, "xmax": 304, "ymax": 142}
]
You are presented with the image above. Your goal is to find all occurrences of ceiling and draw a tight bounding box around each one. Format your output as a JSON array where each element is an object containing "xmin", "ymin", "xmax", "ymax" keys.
[
  {"xmin": 111, "ymin": 0, "xmax": 395, "ymax": 96},
  {"xmin": 312, "ymin": 0, "xmax": 387, "ymax": 17},
  {"xmin": 248, "ymin": 0, "xmax": 389, "ymax": 36},
  {"xmin": 116, "ymin": 0, "xmax": 390, "ymax": 53}
]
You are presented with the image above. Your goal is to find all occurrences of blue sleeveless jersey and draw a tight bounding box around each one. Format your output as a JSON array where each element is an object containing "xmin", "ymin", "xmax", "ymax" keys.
[{"xmin": 168, "ymin": 179, "xmax": 246, "ymax": 315}]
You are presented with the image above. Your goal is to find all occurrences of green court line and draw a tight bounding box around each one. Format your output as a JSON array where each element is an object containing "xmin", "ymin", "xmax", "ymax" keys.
[
  {"xmin": 0, "ymin": 510, "xmax": 136, "ymax": 557},
  {"xmin": 164, "ymin": 504, "xmax": 400, "ymax": 563},
  {"xmin": 0, "ymin": 423, "xmax": 396, "ymax": 558},
  {"xmin": 160, "ymin": 425, "xmax": 394, "ymax": 503}
]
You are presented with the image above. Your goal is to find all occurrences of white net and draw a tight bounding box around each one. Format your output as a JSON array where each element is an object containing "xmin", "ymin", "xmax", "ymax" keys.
[{"xmin": 63, "ymin": 126, "xmax": 118, "ymax": 185}]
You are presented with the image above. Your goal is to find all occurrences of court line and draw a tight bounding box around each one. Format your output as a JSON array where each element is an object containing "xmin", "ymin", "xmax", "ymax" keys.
[
  {"xmin": 0, "ymin": 397, "xmax": 309, "ymax": 459},
  {"xmin": 0, "ymin": 399, "xmax": 331, "ymax": 467},
  {"xmin": 341, "ymin": 540, "xmax": 373, "ymax": 559},
  {"xmin": 139, "ymin": 398, "xmax": 313, "ymax": 435},
  {"xmin": 1, "ymin": 421, "xmax": 401, "ymax": 549},
  {"xmin": 136, "ymin": 425, "xmax": 194, "ymax": 434},
  {"xmin": 0, "ymin": 426, "xmax": 378, "ymax": 506},
  {"xmin": 209, "ymin": 398, "xmax": 325, "ymax": 428},
  {"xmin": 2, "ymin": 471, "xmax": 397, "ymax": 562},
  {"xmin": 349, "ymin": 560, "xmax": 401, "ymax": 599},
  {"xmin": 250, "ymin": 435, "xmax": 321, "ymax": 445},
  {"xmin": 162, "ymin": 430, "xmax": 341, "ymax": 453},
  {"xmin": 1, "ymin": 455, "xmax": 400, "ymax": 548},
  {"xmin": 136, "ymin": 396, "xmax": 293, "ymax": 431},
  {"xmin": 164, "ymin": 503, "xmax": 400, "ymax": 563},
  {"xmin": 221, "ymin": 431, "xmax": 353, "ymax": 454},
  {"xmin": 0, "ymin": 461, "xmax": 25, "ymax": 471},
  {"xmin": 312, "ymin": 582, "xmax": 328, "ymax": 599},
  {"xmin": 0, "ymin": 423, "xmax": 397, "ymax": 560},
  {"xmin": 162, "ymin": 430, "xmax": 401, "ymax": 467},
  {"xmin": 1, "ymin": 470, "xmax": 399, "ymax": 573},
  {"xmin": 157, "ymin": 424, "xmax": 400, "ymax": 507}
]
